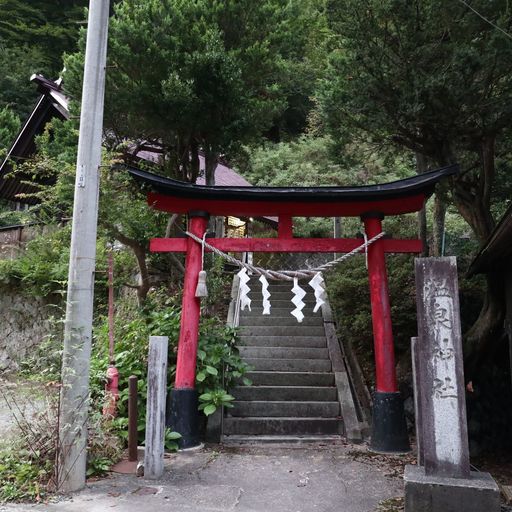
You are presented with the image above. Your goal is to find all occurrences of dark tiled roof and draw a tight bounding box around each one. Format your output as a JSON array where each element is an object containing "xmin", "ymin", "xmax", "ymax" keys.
[{"xmin": 0, "ymin": 75, "xmax": 69, "ymax": 205}]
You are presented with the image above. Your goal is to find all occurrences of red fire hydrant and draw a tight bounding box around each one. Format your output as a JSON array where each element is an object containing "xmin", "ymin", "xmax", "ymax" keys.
[{"xmin": 103, "ymin": 364, "xmax": 119, "ymax": 417}]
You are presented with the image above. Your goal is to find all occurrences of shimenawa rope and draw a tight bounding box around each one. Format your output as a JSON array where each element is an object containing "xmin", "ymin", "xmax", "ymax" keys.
[{"xmin": 185, "ymin": 229, "xmax": 386, "ymax": 282}]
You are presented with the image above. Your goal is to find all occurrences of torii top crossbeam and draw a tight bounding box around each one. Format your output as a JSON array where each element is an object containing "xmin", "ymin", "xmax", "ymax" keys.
[{"xmin": 129, "ymin": 164, "xmax": 458, "ymax": 218}]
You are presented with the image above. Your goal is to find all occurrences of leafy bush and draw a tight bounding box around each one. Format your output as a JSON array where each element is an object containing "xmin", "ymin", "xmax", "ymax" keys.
[
  {"xmin": 0, "ymin": 450, "xmax": 51, "ymax": 503},
  {"xmin": 0, "ymin": 226, "xmax": 71, "ymax": 296},
  {"xmin": 198, "ymin": 390, "xmax": 235, "ymax": 416},
  {"xmin": 91, "ymin": 290, "xmax": 250, "ymax": 443},
  {"xmin": 86, "ymin": 407, "xmax": 124, "ymax": 477},
  {"xmin": 0, "ymin": 225, "xmax": 109, "ymax": 299},
  {"xmin": 325, "ymin": 254, "xmax": 417, "ymax": 387},
  {"xmin": 90, "ymin": 295, "xmax": 180, "ymax": 445}
]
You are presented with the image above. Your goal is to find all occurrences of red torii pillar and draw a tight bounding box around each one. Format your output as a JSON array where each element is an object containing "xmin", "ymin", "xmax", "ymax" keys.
[
  {"xmin": 363, "ymin": 213, "xmax": 409, "ymax": 452},
  {"xmin": 167, "ymin": 212, "xmax": 209, "ymax": 447}
]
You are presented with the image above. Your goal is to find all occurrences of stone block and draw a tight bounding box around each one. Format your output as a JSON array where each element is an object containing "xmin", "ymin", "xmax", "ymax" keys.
[{"xmin": 404, "ymin": 464, "xmax": 500, "ymax": 512}]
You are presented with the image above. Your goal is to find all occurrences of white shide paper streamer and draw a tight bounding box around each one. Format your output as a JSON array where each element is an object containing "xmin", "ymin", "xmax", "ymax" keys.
[
  {"xmin": 237, "ymin": 268, "xmax": 252, "ymax": 311},
  {"xmin": 291, "ymin": 277, "xmax": 306, "ymax": 323},
  {"xmin": 259, "ymin": 275, "xmax": 271, "ymax": 315},
  {"xmin": 309, "ymin": 272, "xmax": 326, "ymax": 313}
]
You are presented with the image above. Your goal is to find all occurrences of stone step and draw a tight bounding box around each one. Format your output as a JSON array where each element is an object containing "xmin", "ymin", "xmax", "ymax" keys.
[
  {"xmin": 239, "ymin": 316, "xmax": 323, "ymax": 327},
  {"xmin": 239, "ymin": 326, "xmax": 325, "ymax": 337},
  {"xmin": 230, "ymin": 401, "xmax": 340, "ymax": 418},
  {"xmin": 247, "ymin": 287, "xmax": 307, "ymax": 295},
  {"xmin": 240, "ymin": 307, "xmax": 322, "ymax": 317},
  {"xmin": 222, "ymin": 435, "xmax": 342, "ymax": 444},
  {"xmin": 245, "ymin": 371, "xmax": 335, "ymax": 387},
  {"xmin": 232, "ymin": 386, "xmax": 338, "ymax": 402},
  {"xmin": 247, "ymin": 298, "xmax": 318, "ymax": 308},
  {"xmin": 245, "ymin": 300, "xmax": 321, "ymax": 311},
  {"xmin": 238, "ymin": 346, "xmax": 329, "ymax": 360},
  {"xmin": 239, "ymin": 336, "xmax": 327, "ymax": 348},
  {"xmin": 244, "ymin": 358, "xmax": 332, "ymax": 372},
  {"xmin": 223, "ymin": 417, "xmax": 343, "ymax": 436},
  {"xmin": 233, "ymin": 400, "xmax": 340, "ymax": 418}
]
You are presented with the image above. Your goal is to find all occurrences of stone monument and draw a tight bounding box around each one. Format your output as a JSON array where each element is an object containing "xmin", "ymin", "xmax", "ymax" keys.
[{"xmin": 405, "ymin": 257, "xmax": 500, "ymax": 512}]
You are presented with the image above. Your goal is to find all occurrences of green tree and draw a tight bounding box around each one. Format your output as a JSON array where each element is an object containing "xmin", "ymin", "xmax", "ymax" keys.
[
  {"xmin": 319, "ymin": 0, "xmax": 512, "ymax": 377},
  {"xmin": 8, "ymin": 118, "xmax": 169, "ymax": 302},
  {"xmin": 0, "ymin": 105, "xmax": 20, "ymax": 160},
  {"xmin": 65, "ymin": 0, "xmax": 320, "ymax": 185},
  {"xmin": 0, "ymin": 0, "xmax": 87, "ymax": 72},
  {"xmin": 0, "ymin": 45, "xmax": 51, "ymax": 118},
  {"xmin": 0, "ymin": 0, "xmax": 87, "ymax": 118}
]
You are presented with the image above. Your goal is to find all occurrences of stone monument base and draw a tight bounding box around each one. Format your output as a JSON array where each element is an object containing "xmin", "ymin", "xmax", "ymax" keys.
[{"xmin": 404, "ymin": 465, "xmax": 500, "ymax": 512}]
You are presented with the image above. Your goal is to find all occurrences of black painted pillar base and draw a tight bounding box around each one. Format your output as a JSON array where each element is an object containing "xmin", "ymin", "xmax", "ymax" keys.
[
  {"xmin": 370, "ymin": 391, "xmax": 410, "ymax": 453},
  {"xmin": 167, "ymin": 388, "xmax": 200, "ymax": 449}
]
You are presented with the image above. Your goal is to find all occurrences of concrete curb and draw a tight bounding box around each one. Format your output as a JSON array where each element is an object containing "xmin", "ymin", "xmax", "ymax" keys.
[{"xmin": 323, "ymin": 320, "xmax": 363, "ymax": 443}]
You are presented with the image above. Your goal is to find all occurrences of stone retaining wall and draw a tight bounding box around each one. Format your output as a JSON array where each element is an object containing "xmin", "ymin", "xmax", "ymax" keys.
[{"xmin": 0, "ymin": 290, "xmax": 59, "ymax": 372}]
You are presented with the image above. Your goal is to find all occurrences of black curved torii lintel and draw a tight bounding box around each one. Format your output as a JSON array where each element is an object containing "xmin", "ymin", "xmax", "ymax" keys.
[{"xmin": 127, "ymin": 163, "xmax": 458, "ymax": 218}]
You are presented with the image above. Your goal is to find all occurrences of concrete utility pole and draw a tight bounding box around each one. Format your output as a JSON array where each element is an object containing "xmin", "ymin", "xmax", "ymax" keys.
[{"xmin": 58, "ymin": 0, "xmax": 109, "ymax": 493}]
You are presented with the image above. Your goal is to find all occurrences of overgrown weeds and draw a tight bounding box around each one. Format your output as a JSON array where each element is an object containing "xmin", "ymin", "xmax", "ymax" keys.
[
  {"xmin": 0, "ymin": 380, "xmax": 123, "ymax": 502},
  {"xmin": 376, "ymin": 497, "xmax": 404, "ymax": 512},
  {"xmin": 0, "ymin": 380, "xmax": 58, "ymax": 502}
]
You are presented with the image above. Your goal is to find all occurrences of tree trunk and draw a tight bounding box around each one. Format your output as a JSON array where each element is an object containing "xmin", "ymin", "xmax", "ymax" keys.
[
  {"xmin": 452, "ymin": 137, "xmax": 496, "ymax": 244},
  {"xmin": 109, "ymin": 227, "xmax": 151, "ymax": 305},
  {"xmin": 415, "ymin": 152, "xmax": 429, "ymax": 257},
  {"xmin": 132, "ymin": 243, "xmax": 152, "ymax": 305},
  {"xmin": 430, "ymin": 142, "xmax": 457, "ymax": 256},
  {"xmin": 463, "ymin": 270, "xmax": 505, "ymax": 383},
  {"xmin": 204, "ymin": 147, "xmax": 218, "ymax": 187},
  {"xmin": 204, "ymin": 147, "xmax": 223, "ymax": 236},
  {"xmin": 189, "ymin": 139, "xmax": 200, "ymax": 183},
  {"xmin": 431, "ymin": 190, "xmax": 446, "ymax": 256},
  {"xmin": 450, "ymin": 137, "xmax": 503, "ymax": 382}
]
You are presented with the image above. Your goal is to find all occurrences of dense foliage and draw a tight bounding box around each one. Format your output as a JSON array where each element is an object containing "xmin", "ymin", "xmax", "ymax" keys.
[
  {"xmin": 0, "ymin": 0, "xmax": 87, "ymax": 156},
  {"xmin": 1, "ymin": 0, "xmax": 512, "ymax": 480},
  {"xmin": 318, "ymin": 0, "xmax": 512, "ymax": 380},
  {"xmin": 63, "ymin": 0, "xmax": 324, "ymax": 183}
]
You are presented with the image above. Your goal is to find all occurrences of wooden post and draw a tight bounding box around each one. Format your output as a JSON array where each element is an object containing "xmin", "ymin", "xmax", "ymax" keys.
[
  {"xmin": 363, "ymin": 213, "xmax": 409, "ymax": 453},
  {"xmin": 128, "ymin": 375, "xmax": 138, "ymax": 462},
  {"xmin": 144, "ymin": 336, "xmax": 168, "ymax": 479}
]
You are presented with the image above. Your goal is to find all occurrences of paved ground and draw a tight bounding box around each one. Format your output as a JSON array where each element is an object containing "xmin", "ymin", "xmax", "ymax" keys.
[{"xmin": 0, "ymin": 442, "xmax": 405, "ymax": 512}]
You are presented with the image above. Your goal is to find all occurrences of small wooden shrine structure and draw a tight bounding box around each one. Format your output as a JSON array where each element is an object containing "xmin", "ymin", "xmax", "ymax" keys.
[{"xmin": 130, "ymin": 164, "xmax": 458, "ymax": 451}]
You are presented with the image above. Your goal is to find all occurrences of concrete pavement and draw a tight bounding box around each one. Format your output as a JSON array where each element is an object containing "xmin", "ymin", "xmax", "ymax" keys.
[{"xmin": 1, "ymin": 442, "xmax": 405, "ymax": 512}]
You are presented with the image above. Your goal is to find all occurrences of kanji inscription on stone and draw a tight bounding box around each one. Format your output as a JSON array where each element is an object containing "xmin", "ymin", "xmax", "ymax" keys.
[{"xmin": 415, "ymin": 257, "xmax": 470, "ymax": 478}]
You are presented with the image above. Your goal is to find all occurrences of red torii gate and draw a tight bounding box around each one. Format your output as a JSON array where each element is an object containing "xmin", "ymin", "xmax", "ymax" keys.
[{"xmin": 129, "ymin": 164, "xmax": 458, "ymax": 452}]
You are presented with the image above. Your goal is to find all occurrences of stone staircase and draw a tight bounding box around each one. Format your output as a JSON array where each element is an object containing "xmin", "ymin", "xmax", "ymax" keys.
[{"xmin": 223, "ymin": 278, "xmax": 345, "ymax": 440}]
